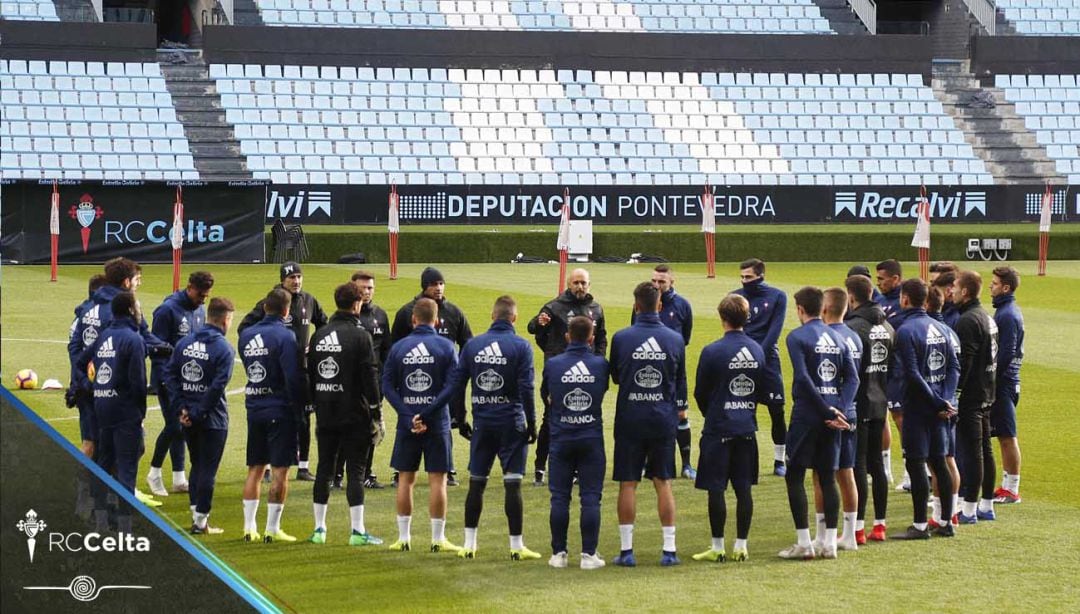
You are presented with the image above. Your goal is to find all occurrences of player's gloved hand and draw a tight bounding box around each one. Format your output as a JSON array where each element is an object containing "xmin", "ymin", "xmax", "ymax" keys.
[
  {"xmin": 527, "ymin": 421, "xmax": 538, "ymax": 444},
  {"xmin": 458, "ymin": 422, "xmax": 473, "ymax": 440},
  {"xmin": 147, "ymin": 344, "xmax": 174, "ymax": 359},
  {"xmin": 372, "ymin": 417, "xmax": 386, "ymax": 446},
  {"xmin": 304, "ymin": 403, "xmax": 316, "ymax": 414},
  {"xmin": 64, "ymin": 386, "xmax": 78, "ymax": 409}
]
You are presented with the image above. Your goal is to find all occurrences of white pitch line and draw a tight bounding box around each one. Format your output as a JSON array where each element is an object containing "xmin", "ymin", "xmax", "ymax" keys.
[{"xmin": 44, "ymin": 387, "xmax": 247, "ymax": 422}]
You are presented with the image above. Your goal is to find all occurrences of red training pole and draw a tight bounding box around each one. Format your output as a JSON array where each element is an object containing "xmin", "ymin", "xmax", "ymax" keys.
[
  {"xmin": 49, "ymin": 180, "xmax": 59, "ymax": 282},
  {"xmin": 388, "ymin": 185, "xmax": 400, "ymax": 280},
  {"xmin": 701, "ymin": 183, "xmax": 716, "ymax": 278},
  {"xmin": 1038, "ymin": 184, "xmax": 1052, "ymax": 276},
  {"xmin": 557, "ymin": 189, "xmax": 570, "ymax": 293},
  {"xmin": 171, "ymin": 185, "xmax": 183, "ymax": 291}
]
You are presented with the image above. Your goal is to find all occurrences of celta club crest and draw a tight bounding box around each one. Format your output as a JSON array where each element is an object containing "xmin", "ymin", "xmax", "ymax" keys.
[
  {"xmin": 68, "ymin": 194, "xmax": 104, "ymax": 254},
  {"xmin": 16, "ymin": 509, "xmax": 46, "ymax": 562}
]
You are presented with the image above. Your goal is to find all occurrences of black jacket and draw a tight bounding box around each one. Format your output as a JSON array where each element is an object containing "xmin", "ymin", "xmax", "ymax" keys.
[
  {"xmin": 307, "ymin": 312, "xmax": 382, "ymax": 428},
  {"xmin": 358, "ymin": 301, "xmax": 391, "ymax": 368},
  {"xmin": 238, "ymin": 285, "xmax": 329, "ymax": 371},
  {"xmin": 955, "ymin": 299, "xmax": 998, "ymax": 409},
  {"xmin": 390, "ymin": 295, "xmax": 473, "ymax": 349},
  {"xmin": 527, "ymin": 290, "xmax": 608, "ymax": 359},
  {"xmin": 844, "ymin": 302, "xmax": 895, "ymax": 421}
]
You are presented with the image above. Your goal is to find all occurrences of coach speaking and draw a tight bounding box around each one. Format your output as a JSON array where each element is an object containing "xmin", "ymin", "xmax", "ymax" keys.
[{"xmin": 527, "ymin": 268, "xmax": 608, "ymax": 486}]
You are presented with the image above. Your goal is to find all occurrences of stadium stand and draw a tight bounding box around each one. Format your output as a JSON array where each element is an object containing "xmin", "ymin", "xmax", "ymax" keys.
[
  {"xmin": 252, "ymin": 0, "xmax": 834, "ymax": 34},
  {"xmin": 996, "ymin": 0, "xmax": 1080, "ymax": 37},
  {"xmin": 0, "ymin": 0, "xmax": 59, "ymax": 21},
  {"xmin": 997, "ymin": 74, "xmax": 1080, "ymax": 184},
  {"xmin": 0, "ymin": 60, "xmax": 199, "ymax": 180},
  {"xmin": 212, "ymin": 64, "xmax": 992, "ymax": 185}
]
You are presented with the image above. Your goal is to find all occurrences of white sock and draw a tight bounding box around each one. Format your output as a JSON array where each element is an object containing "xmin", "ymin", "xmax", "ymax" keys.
[
  {"xmin": 796, "ymin": 528, "xmax": 811, "ymax": 548},
  {"xmin": 824, "ymin": 528, "xmax": 837, "ymax": 549},
  {"xmin": 397, "ymin": 515, "xmax": 412, "ymax": 542},
  {"xmin": 149, "ymin": 466, "xmax": 162, "ymax": 480},
  {"xmin": 733, "ymin": 538, "xmax": 747, "ymax": 552},
  {"xmin": 914, "ymin": 521, "xmax": 928, "ymax": 531},
  {"xmin": 464, "ymin": 527, "xmax": 478, "ymax": 550},
  {"xmin": 510, "ymin": 535, "xmax": 523, "ymax": 551},
  {"xmin": 774, "ymin": 445, "xmax": 786, "ymax": 462},
  {"xmin": 979, "ymin": 498, "xmax": 995, "ymax": 513},
  {"xmin": 930, "ymin": 497, "xmax": 941, "ymax": 522},
  {"xmin": 711, "ymin": 536, "xmax": 725, "ymax": 552},
  {"xmin": 841, "ymin": 513, "xmax": 856, "ymax": 540},
  {"xmin": 661, "ymin": 526, "xmax": 676, "ymax": 552},
  {"xmin": 243, "ymin": 499, "xmax": 259, "ymax": 532},
  {"xmin": 299, "ymin": 461, "xmax": 309, "ymax": 470},
  {"xmin": 1006, "ymin": 474, "xmax": 1020, "ymax": 493},
  {"xmin": 1001, "ymin": 472, "xmax": 1009, "ymax": 489},
  {"xmin": 173, "ymin": 470, "xmax": 187, "ymax": 485},
  {"xmin": 194, "ymin": 512, "xmax": 208, "ymax": 528},
  {"xmin": 814, "ymin": 513, "xmax": 826, "ymax": 542},
  {"xmin": 962, "ymin": 500, "xmax": 977, "ymax": 516},
  {"xmin": 952, "ymin": 494, "xmax": 959, "ymax": 516},
  {"xmin": 618, "ymin": 524, "xmax": 634, "ymax": 551},
  {"xmin": 901, "ymin": 468, "xmax": 911, "ymax": 485},
  {"xmin": 431, "ymin": 518, "xmax": 445, "ymax": 543},
  {"xmin": 313, "ymin": 503, "xmax": 328, "ymax": 531},
  {"xmin": 882, "ymin": 449, "xmax": 892, "ymax": 472},
  {"xmin": 856, "ymin": 519, "xmax": 865, "ymax": 531},
  {"xmin": 266, "ymin": 503, "xmax": 283, "ymax": 534},
  {"xmin": 874, "ymin": 518, "xmax": 886, "ymax": 527},
  {"xmin": 349, "ymin": 505, "xmax": 365, "ymax": 533}
]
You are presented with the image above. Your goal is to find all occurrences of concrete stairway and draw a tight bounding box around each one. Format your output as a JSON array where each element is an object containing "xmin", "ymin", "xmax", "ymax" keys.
[
  {"xmin": 52, "ymin": 0, "xmax": 98, "ymax": 21},
  {"xmin": 232, "ymin": 0, "xmax": 265, "ymax": 26},
  {"xmin": 933, "ymin": 61, "xmax": 1066, "ymax": 185},
  {"xmin": 158, "ymin": 49, "xmax": 252, "ymax": 181},
  {"xmin": 810, "ymin": 0, "xmax": 871, "ymax": 34}
]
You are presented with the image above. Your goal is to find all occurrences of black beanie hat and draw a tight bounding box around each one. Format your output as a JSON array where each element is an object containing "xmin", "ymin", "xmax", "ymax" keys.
[
  {"xmin": 847, "ymin": 265, "xmax": 872, "ymax": 279},
  {"xmin": 281, "ymin": 261, "xmax": 302, "ymax": 280},
  {"xmin": 421, "ymin": 267, "xmax": 444, "ymax": 290}
]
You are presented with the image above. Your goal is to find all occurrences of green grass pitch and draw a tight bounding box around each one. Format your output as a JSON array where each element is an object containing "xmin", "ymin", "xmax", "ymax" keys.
[{"xmin": 3, "ymin": 261, "xmax": 1080, "ymax": 612}]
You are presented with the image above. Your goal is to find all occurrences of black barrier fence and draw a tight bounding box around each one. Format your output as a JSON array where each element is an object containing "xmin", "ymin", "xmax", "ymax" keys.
[
  {"xmin": 1, "ymin": 180, "xmax": 267, "ymax": 264},
  {"xmin": 263, "ymin": 184, "xmax": 1079, "ymax": 225}
]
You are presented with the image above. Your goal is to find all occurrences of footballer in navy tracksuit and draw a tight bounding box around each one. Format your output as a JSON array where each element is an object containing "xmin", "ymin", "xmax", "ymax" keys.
[
  {"xmin": 991, "ymin": 276, "xmax": 1024, "ymax": 502},
  {"xmin": 780, "ymin": 303, "xmax": 858, "ymax": 557},
  {"xmin": 66, "ymin": 275, "xmax": 106, "ymax": 451},
  {"xmin": 828, "ymin": 322, "xmax": 863, "ymax": 473},
  {"xmin": 693, "ymin": 318, "xmax": 767, "ymax": 560},
  {"xmin": 240, "ymin": 314, "xmax": 303, "ymax": 469},
  {"xmin": 892, "ymin": 304, "xmax": 960, "ymax": 537},
  {"xmin": 633, "ymin": 277, "xmax": 695, "ymax": 476},
  {"xmin": 76, "ymin": 300, "xmax": 147, "ymax": 494},
  {"xmin": 385, "ymin": 324, "xmax": 458, "ymax": 476},
  {"xmin": 425, "ymin": 301, "xmax": 537, "ymax": 557},
  {"xmin": 732, "ymin": 274, "xmax": 789, "ymax": 471},
  {"xmin": 609, "ymin": 285, "xmax": 687, "ymax": 565},
  {"xmin": 878, "ymin": 287, "xmax": 902, "ymax": 328},
  {"xmin": 149, "ymin": 277, "xmax": 211, "ymax": 490},
  {"xmin": 69, "ymin": 283, "xmax": 168, "ymax": 448},
  {"xmin": 543, "ymin": 330, "xmax": 610, "ymax": 560},
  {"xmin": 166, "ymin": 314, "xmax": 234, "ymax": 533}
]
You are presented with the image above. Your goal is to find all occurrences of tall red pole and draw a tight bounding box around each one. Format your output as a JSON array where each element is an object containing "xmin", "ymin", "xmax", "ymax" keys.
[
  {"xmin": 171, "ymin": 185, "xmax": 184, "ymax": 291},
  {"xmin": 701, "ymin": 183, "xmax": 716, "ymax": 278},
  {"xmin": 1038, "ymin": 184, "xmax": 1052, "ymax": 276},
  {"xmin": 388, "ymin": 185, "xmax": 400, "ymax": 280},
  {"xmin": 557, "ymin": 188, "xmax": 570, "ymax": 294},
  {"xmin": 49, "ymin": 180, "xmax": 59, "ymax": 282},
  {"xmin": 912, "ymin": 185, "xmax": 931, "ymax": 282}
]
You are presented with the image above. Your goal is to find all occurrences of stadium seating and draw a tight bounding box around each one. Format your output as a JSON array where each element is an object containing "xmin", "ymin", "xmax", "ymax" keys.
[
  {"xmin": 0, "ymin": 0, "xmax": 59, "ymax": 21},
  {"xmin": 212, "ymin": 64, "xmax": 992, "ymax": 185},
  {"xmin": 253, "ymin": 0, "xmax": 834, "ymax": 34},
  {"xmin": 0, "ymin": 60, "xmax": 199, "ymax": 181},
  {"xmin": 996, "ymin": 74, "xmax": 1080, "ymax": 184},
  {"xmin": 997, "ymin": 0, "xmax": 1080, "ymax": 36}
]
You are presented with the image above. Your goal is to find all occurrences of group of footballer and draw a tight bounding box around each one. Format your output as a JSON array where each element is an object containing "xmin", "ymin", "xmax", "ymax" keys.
[{"xmin": 66, "ymin": 254, "xmax": 1025, "ymax": 567}]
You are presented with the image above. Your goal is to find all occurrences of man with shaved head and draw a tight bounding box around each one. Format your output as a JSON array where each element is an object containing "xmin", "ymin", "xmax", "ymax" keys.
[{"xmin": 528, "ymin": 268, "xmax": 608, "ymax": 486}]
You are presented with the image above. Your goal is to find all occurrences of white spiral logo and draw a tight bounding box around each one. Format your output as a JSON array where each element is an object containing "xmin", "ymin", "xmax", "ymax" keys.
[
  {"xmin": 68, "ymin": 575, "xmax": 97, "ymax": 601},
  {"xmin": 24, "ymin": 574, "xmax": 150, "ymax": 601}
]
